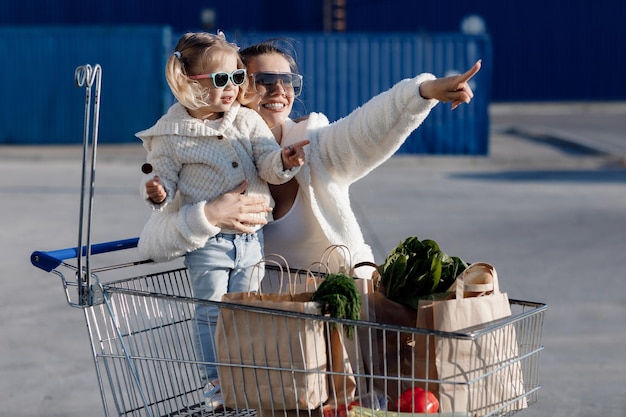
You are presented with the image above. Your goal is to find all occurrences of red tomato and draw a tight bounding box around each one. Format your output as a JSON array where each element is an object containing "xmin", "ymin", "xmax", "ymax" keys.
[
  {"xmin": 323, "ymin": 403, "xmax": 349, "ymax": 417},
  {"xmin": 396, "ymin": 387, "xmax": 440, "ymax": 413},
  {"xmin": 347, "ymin": 400, "xmax": 360, "ymax": 410}
]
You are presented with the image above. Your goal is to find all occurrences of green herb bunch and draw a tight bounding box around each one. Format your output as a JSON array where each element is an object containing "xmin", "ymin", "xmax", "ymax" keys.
[
  {"xmin": 379, "ymin": 236, "xmax": 468, "ymax": 309},
  {"xmin": 311, "ymin": 273, "xmax": 361, "ymax": 339}
]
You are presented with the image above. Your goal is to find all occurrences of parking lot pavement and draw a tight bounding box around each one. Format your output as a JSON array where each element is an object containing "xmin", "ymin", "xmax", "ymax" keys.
[{"xmin": 2, "ymin": 103, "xmax": 625, "ymax": 416}]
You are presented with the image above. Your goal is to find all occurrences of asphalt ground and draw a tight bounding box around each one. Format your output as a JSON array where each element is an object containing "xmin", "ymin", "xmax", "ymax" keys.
[{"xmin": 2, "ymin": 103, "xmax": 625, "ymax": 417}]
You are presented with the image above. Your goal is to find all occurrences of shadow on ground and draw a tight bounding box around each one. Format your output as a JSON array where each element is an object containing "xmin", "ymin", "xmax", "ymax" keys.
[{"xmin": 450, "ymin": 167, "xmax": 626, "ymax": 183}]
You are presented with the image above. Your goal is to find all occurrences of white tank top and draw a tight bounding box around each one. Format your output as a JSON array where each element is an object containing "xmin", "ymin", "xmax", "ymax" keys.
[{"xmin": 263, "ymin": 188, "xmax": 342, "ymax": 272}]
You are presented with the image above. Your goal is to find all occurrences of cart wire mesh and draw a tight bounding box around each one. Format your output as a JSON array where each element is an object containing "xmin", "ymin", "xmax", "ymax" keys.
[{"xmin": 66, "ymin": 261, "xmax": 545, "ymax": 417}]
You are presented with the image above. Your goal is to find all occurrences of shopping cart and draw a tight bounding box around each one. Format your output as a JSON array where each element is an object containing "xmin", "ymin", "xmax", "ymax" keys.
[
  {"xmin": 30, "ymin": 240, "xmax": 546, "ymax": 417},
  {"xmin": 29, "ymin": 64, "xmax": 546, "ymax": 417}
]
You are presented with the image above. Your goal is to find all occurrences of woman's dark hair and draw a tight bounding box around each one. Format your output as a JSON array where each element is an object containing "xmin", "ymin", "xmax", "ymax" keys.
[{"xmin": 239, "ymin": 39, "xmax": 300, "ymax": 74}]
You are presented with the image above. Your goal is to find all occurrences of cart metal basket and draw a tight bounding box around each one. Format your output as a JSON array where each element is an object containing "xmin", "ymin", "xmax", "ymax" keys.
[{"xmin": 31, "ymin": 241, "xmax": 546, "ymax": 417}]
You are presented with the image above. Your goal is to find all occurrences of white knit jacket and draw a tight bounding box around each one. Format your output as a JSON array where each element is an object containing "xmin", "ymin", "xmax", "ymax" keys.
[
  {"xmin": 138, "ymin": 73, "xmax": 438, "ymax": 270},
  {"xmin": 136, "ymin": 101, "xmax": 298, "ymax": 231}
]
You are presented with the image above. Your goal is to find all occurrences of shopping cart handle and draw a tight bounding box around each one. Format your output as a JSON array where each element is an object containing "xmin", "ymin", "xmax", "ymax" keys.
[{"xmin": 30, "ymin": 237, "xmax": 139, "ymax": 272}]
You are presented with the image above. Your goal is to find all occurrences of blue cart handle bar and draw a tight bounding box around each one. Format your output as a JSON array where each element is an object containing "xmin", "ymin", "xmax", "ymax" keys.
[{"xmin": 31, "ymin": 237, "xmax": 139, "ymax": 273}]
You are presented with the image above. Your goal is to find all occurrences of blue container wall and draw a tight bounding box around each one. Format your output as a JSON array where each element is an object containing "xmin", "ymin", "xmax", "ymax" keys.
[
  {"xmin": 1, "ymin": 0, "xmax": 623, "ymax": 102},
  {"xmin": 0, "ymin": 26, "xmax": 172, "ymax": 145},
  {"xmin": 1, "ymin": 28, "xmax": 491, "ymax": 155}
]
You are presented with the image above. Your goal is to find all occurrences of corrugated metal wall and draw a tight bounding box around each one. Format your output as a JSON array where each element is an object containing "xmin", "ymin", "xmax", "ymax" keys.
[
  {"xmin": 1, "ymin": 28, "xmax": 491, "ymax": 155},
  {"xmin": 0, "ymin": 26, "xmax": 172, "ymax": 145}
]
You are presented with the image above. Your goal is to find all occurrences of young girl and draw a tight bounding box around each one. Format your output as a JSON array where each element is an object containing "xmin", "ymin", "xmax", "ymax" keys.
[{"xmin": 136, "ymin": 32, "xmax": 308, "ymax": 410}]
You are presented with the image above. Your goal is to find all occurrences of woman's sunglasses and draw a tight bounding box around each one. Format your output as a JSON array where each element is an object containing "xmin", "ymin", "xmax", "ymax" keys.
[
  {"xmin": 250, "ymin": 72, "xmax": 303, "ymax": 97},
  {"xmin": 188, "ymin": 69, "xmax": 247, "ymax": 89}
]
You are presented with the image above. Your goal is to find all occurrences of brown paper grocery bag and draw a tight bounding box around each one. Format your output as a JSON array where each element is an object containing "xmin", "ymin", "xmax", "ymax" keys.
[
  {"xmin": 326, "ymin": 325, "xmax": 357, "ymax": 405},
  {"xmin": 362, "ymin": 291, "xmax": 417, "ymax": 401},
  {"xmin": 299, "ymin": 257, "xmax": 375, "ymax": 406},
  {"xmin": 215, "ymin": 290, "xmax": 328, "ymax": 411},
  {"xmin": 294, "ymin": 269, "xmax": 359, "ymax": 406},
  {"xmin": 412, "ymin": 299, "xmax": 440, "ymax": 394},
  {"xmin": 418, "ymin": 262, "xmax": 527, "ymax": 415}
]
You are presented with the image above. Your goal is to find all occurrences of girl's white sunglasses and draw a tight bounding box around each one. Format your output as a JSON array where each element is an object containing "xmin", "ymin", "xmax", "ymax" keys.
[{"xmin": 189, "ymin": 69, "xmax": 247, "ymax": 88}]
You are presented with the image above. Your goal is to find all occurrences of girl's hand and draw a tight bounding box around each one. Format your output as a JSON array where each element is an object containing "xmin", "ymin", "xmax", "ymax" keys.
[
  {"xmin": 419, "ymin": 60, "xmax": 482, "ymax": 109},
  {"xmin": 204, "ymin": 181, "xmax": 272, "ymax": 234},
  {"xmin": 281, "ymin": 140, "xmax": 310, "ymax": 169},
  {"xmin": 146, "ymin": 176, "xmax": 167, "ymax": 203}
]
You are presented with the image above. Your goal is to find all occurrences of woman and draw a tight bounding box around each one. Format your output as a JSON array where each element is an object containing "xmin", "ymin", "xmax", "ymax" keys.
[{"xmin": 140, "ymin": 40, "xmax": 481, "ymax": 278}]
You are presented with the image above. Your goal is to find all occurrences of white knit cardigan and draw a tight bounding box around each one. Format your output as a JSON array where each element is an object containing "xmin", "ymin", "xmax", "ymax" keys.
[{"xmin": 138, "ymin": 73, "xmax": 438, "ymax": 273}]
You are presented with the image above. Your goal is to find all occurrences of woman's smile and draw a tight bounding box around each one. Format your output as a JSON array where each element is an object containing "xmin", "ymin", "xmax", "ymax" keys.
[{"xmin": 263, "ymin": 102, "xmax": 286, "ymax": 110}]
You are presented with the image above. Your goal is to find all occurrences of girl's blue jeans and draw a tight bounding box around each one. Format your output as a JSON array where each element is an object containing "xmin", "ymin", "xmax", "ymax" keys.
[{"xmin": 184, "ymin": 231, "xmax": 264, "ymax": 383}]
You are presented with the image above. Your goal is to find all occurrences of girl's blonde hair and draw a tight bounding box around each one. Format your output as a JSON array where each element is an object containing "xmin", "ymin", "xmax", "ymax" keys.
[{"xmin": 166, "ymin": 31, "xmax": 247, "ymax": 110}]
